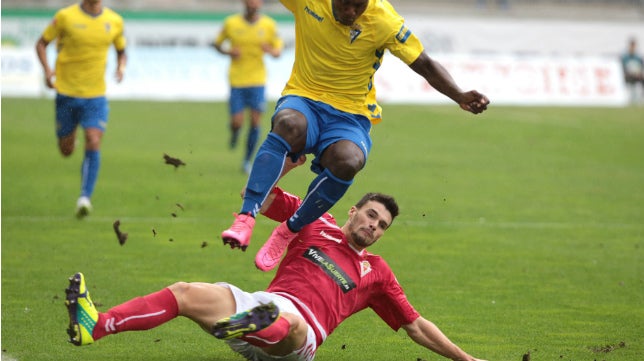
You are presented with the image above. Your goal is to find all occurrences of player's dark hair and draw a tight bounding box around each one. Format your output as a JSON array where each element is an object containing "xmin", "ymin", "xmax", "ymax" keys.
[{"xmin": 355, "ymin": 193, "xmax": 399, "ymax": 222}]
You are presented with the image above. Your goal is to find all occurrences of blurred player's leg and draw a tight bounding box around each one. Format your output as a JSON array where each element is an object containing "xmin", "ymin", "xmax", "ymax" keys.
[
  {"xmin": 244, "ymin": 124, "xmax": 260, "ymax": 175},
  {"xmin": 76, "ymin": 98, "xmax": 106, "ymax": 218},
  {"xmin": 77, "ymin": 148, "xmax": 99, "ymax": 218}
]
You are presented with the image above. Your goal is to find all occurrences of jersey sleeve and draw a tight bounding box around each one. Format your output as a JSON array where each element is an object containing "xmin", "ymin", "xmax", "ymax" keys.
[
  {"xmin": 369, "ymin": 259, "xmax": 420, "ymax": 330},
  {"xmin": 113, "ymin": 16, "xmax": 127, "ymax": 51},
  {"xmin": 268, "ymin": 19, "xmax": 284, "ymax": 51},
  {"xmin": 214, "ymin": 17, "xmax": 231, "ymax": 46},
  {"xmin": 42, "ymin": 10, "xmax": 64, "ymax": 42},
  {"xmin": 262, "ymin": 187, "xmax": 302, "ymax": 223},
  {"xmin": 279, "ymin": 0, "xmax": 297, "ymax": 13},
  {"xmin": 379, "ymin": 2, "xmax": 424, "ymax": 65},
  {"xmin": 387, "ymin": 24, "xmax": 424, "ymax": 65}
]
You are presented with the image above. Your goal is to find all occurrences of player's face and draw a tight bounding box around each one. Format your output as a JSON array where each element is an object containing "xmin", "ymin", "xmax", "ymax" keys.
[
  {"xmin": 332, "ymin": 0, "xmax": 369, "ymax": 26},
  {"xmin": 245, "ymin": 0, "xmax": 262, "ymax": 16},
  {"xmin": 346, "ymin": 201, "xmax": 392, "ymax": 250}
]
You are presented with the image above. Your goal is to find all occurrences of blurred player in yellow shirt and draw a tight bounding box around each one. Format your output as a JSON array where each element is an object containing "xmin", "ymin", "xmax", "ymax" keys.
[
  {"xmin": 222, "ymin": 0, "xmax": 490, "ymax": 271},
  {"xmin": 35, "ymin": 0, "xmax": 127, "ymax": 218},
  {"xmin": 213, "ymin": 0, "xmax": 283, "ymax": 174}
]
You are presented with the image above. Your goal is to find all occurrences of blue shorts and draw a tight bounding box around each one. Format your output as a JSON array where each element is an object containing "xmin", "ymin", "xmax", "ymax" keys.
[
  {"xmin": 273, "ymin": 95, "xmax": 372, "ymax": 174},
  {"xmin": 230, "ymin": 86, "xmax": 266, "ymax": 115},
  {"xmin": 55, "ymin": 94, "xmax": 108, "ymax": 138}
]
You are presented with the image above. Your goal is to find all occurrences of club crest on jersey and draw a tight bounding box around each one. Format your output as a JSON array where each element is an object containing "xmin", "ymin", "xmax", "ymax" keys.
[
  {"xmin": 104, "ymin": 23, "xmax": 111, "ymax": 33},
  {"xmin": 360, "ymin": 260, "xmax": 372, "ymax": 277},
  {"xmin": 349, "ymin": 24, "xmax": 362, "ymax": 43}
]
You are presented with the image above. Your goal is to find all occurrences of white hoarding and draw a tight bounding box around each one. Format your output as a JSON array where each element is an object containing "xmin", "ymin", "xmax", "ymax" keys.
[{"xmin": 2, "ymin": 13, "xmax": 639, "ymax": 106}]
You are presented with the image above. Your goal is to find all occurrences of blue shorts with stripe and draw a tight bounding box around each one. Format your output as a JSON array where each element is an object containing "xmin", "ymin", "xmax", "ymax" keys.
[
  {"xmin": 55, "ymin": 94, "xmax": 108, "ymax": 138},
  {"xmin": 272, "ymin": 95, "xmax": 372, "ymax": 174},
  {"xmin": 229, "ymin": 86, "xmax": 266, "ymax": 114}
]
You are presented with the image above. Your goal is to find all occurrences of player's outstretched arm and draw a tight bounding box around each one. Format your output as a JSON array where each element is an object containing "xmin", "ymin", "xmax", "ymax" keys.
[
  {"xmin": 408, "ymin": 52, "xmax": 489, "ymax": 115},
  {"xmin": 402, "ymin": 316, "xmax": 488, "ymax": 361}
]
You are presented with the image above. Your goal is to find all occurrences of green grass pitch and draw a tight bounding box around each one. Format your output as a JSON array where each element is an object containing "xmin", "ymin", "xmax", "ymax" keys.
[{"xmin": 2, "ymin": 97, "xmax": 642, "ymax": 360}]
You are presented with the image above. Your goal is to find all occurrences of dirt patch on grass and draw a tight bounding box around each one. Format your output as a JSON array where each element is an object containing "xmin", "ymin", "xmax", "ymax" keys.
[{"xmin": 589, "ymin": 341, "xmax": 626, "ymax": 353}]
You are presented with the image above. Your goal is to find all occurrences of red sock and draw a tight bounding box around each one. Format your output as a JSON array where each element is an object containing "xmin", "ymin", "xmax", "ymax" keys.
[
  {"xmin": 92, "ymin": 288, "xmax": 179, "ymax": 340},
  {"xmin": 240, "ymin": 316, "xmax": 291, "ymax": 347}
]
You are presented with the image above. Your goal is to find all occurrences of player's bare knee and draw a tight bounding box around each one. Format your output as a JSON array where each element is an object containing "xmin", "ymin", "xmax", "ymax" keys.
[
  {"xmin": 84, "ymin": 129, "xmax": 103, "ymax": 150},
  {"xmin": 231, "ymin": 113, "xmax": 244, "ymax": 129},
  {"xmin": 85, "ymin": 140, "xmax": 101, "ymax": 151},
  {"xmin": 58, "ymin": 141, "xmax": 75, "ymax": 157},
  {"xmin": 272, "ymin": 110, "xmax": 307, "ymax": 147},
  {"xmin": 330, "ymin": 160, "xmax": 361, "ymax": 180},
  {"xmin": 169, "ymin": 282, "xmax": 209, "ymax": 319},
  {"xmin": 280, "ymin": 313, "xmax": 309, "ymax": 348},
  {"xmin": 167, "ymin": 281, "xmax": 192, "ymax": 308},
  {"xmin": 85, "ymin": 137, "xmax": 102, "ymax": 150},
  {"xmin": 287, "ymin": 315, "xmax": 307, "ymax": 336},
  {"xmin": 59, "ymin": 147, "xmax": 74, "ymax": 157},
  {"xmin": 167, "ymin": 281, "xmax": 190, "ymax": 296},
  {"xmin": 322, "ymin": 142, "xmax": 365, "ymax": 179}
]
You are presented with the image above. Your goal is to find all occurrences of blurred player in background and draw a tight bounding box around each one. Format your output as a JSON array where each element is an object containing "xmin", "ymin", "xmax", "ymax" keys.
[
  {"xmin": 64, "ymin": 158, "xmax": 487, "ymax": 360},
  {"xmin": 212, "ymin": 0, "xmax": 283, "ymax": 174},
  {"xmin": 35, "ymin": 0, "xmax": 127, "ymax": 218},
  {"xmin": 620, "ymin": 37, "xmax": 644, "ymax": 105},
  {"xmin": 221, "ymin": 0, "xmax": 490, "ymax": 271}
]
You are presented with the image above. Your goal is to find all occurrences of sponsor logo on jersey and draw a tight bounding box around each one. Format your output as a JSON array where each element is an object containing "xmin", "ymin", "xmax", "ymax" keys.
[
  {"xmin": 303, "ymin": 246, "xmax": 356, "ymax": 293},
  {"xmin": 304, "ymin": 6, "xmax": 324, "ymax": 22}
]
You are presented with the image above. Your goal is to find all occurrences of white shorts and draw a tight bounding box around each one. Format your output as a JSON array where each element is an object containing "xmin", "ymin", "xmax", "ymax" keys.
[{"xmin": 217, "ymin": 282, "xmax": 317, "ymax": 361}]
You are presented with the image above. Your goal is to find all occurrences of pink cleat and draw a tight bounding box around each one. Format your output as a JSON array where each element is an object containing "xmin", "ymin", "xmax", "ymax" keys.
[
  {"xmin": 221, "ymin": 213, "xmax": 255, "ymax": 251},
  {"xmin": 255, "ymin": 222, "xmax": 297, "ymax": 271}
]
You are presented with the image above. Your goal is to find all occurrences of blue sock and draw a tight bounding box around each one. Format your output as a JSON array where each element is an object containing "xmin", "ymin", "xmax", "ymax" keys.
[
  {"xmin": 245, "ymin": 126, "xmax": 260, "ymax": 163},
  {"xmin": 230, "ymin": 127, "xmax": 240, "ymax": 149},
  {"xmin": 80, "ymin": 150, "xmax": 100, "ymax": 198},
  {"xmin": 288, "ymin": 168, "xmax": 352, "ymax": 232},
  {"xmin": 241, "ymin": 133, "xmax": 290, "ymax": 217}
]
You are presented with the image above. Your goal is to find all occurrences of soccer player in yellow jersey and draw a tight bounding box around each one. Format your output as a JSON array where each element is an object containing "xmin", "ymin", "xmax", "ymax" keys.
[
  {"xmin": 213, "ymin": 0, "xmax": 283, "ymax": 174},
  {"xmin": 222, "ymin": 0, "xmax": 490, "ymax": 271},
  {"xmin": 35, "ymin": 0, "xmax": 127, "ymax": 219}
]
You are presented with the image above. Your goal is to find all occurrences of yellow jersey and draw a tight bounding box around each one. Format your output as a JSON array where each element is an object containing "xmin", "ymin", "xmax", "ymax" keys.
[
  {"xmin": 42, "ymin": 4, "xmax": 126, "ymax": 98},
  {"xmin": 280, "ymin": 0, "xmax": 424, "ymax": 123},
  {"xmin": 215, "ymin": 14, "xmax": 283, "ymax": 87}
]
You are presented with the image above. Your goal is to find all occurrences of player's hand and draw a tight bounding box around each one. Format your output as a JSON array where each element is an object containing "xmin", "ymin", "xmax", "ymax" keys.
[
  {"xmin": 282, "ymin": 154, "xmax": 306, "ymax": 176},
  {"xmin": 115, "ymin": 68, "xmax": 125, "ymax": 83},
  {"xmin": 44, "ymin": 69, "xmax": 56, "ymax": 89},
  {"xmin": 261, "ymin": 43, "xmax": 280, "ymax": 57},
  {"xmin": 229, "ymin": 47, "xmax": 241, "ymax": 59},
  {"xmin": 458, "ymin": 90, "xmax": 489, "ymax": 115}
]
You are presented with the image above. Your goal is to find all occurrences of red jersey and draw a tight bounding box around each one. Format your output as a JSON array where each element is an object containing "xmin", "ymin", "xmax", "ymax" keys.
[{"xmin": 264, "ymin": 187, "xmax": 420, "ymax": 347}]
